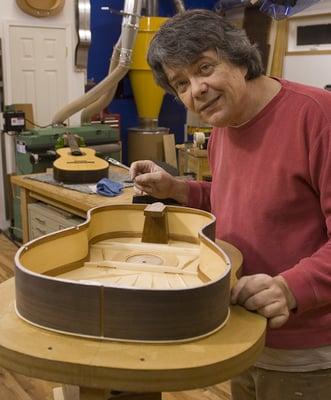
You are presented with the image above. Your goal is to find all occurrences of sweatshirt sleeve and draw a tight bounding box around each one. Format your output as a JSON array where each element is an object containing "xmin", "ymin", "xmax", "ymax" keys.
[
  {"xmin": 281, "ymin": 125, "xmax": 331, "ymax": 313},
  {"xmin": 186, "ymin": 180, "xmax": 211, "ymax": 211}
]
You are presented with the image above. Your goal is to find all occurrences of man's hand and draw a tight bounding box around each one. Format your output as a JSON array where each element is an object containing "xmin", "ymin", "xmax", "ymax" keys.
[
  {"xmin": 231, "ymin": 274, "xmax": 297, "ymax": 328},
  {"xmin": 130, "ymin": 160, "xmax": 189, "ymax": 204}
]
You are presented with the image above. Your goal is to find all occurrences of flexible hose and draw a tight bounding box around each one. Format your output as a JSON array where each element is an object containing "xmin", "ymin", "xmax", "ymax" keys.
[
  {"xmin": 172, "ymin": 0, "xmax": 186, "ymax": 13},
  {"xmin": 52, "ymin": 0, "xmax": 142, "ymax": 125},
  {"xmin": 80, "ymin": 37, "xmax": 122, "ymax": 123},
  {"xmin": 52, "ymin": 64, "xmax": 129, "ymax": 124}
]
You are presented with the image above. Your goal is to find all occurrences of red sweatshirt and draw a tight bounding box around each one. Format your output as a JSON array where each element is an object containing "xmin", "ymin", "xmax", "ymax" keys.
[{"xmin": 187, "ymin": 79, "xmax": 331, "ymax": 349}]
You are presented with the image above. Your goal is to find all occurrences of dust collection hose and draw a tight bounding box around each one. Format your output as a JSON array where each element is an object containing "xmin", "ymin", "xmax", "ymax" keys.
[
  {"xmin": 52, "ymin": 0, "xmax": 186, "ymax": 125},
  {"xmin": 81, "ymin": 0, "xmax": 186, "ymax": 123},
  {"xmin": 52, "ymin": 0, "xmax": 143, "ymax": 125},
  {"xmin": 80, "ymin": 37, "xmax": 122, "ymax": 123},
  {"xmin": 172, "ymin": 0, "xmax": 186, "ymax": 13}
]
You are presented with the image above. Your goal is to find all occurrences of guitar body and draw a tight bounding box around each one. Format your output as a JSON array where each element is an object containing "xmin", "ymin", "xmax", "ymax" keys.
[
  {"xmin": 15, "ymin": 204, "xmax": 237, "ymax": 343},
  {"xmin": 53, "ymin": 134, "xmax": 109, "ymax": 183}
]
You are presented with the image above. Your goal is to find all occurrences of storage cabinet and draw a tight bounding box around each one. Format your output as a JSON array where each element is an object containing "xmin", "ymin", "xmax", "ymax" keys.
[{"xmin": 28, "ymin": 202, "xmax": 84, "ymax": 239}]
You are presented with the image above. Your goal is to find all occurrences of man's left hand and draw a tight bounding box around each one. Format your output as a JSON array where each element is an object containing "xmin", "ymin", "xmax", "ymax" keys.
[{"xmin": 231, "ymin": 274, "xmax": 297, "ymax": 328}]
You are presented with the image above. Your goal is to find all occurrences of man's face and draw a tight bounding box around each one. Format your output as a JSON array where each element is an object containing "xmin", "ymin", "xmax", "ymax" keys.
[{"xmin": 165, "ymin": 50, "xmax": 249, "ymax": 127}]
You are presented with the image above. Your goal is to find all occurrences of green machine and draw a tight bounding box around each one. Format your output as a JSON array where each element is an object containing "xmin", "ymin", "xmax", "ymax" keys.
[{"xmin": 12, "ymin": 123, "xmax": 121, "ymax": 240}]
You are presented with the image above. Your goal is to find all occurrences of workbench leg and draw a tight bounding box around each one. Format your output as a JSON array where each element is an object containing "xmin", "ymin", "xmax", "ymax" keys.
[{"xmin": 20, "ymin": 188, "xmax": 30, "ymax": 243}]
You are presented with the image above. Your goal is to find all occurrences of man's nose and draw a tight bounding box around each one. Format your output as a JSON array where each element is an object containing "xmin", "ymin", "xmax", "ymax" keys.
[{"xmin": 191, "ymin": 78, "xmax": 208, "ymax": 98}]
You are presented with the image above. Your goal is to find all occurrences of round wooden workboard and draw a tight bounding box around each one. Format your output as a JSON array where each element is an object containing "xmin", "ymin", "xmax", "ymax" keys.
[
  {"xmin": 0, "ymin": 281, "xmax": 266, "ymax": 392},
  {"xmin": 0, "ymin": 242, "xmax": 267, "ymax": 392}
]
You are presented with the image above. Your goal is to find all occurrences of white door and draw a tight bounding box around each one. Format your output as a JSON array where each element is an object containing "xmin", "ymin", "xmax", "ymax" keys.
[{"xmin": 9, "ymin": 25, "xmax": 68, "ymax": 126}]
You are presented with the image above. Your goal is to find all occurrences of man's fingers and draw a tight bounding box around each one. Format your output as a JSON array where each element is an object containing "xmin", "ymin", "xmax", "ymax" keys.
[
  {"xmin": 129, "ymin": 160, "xmax": 158, "ymax": 180},
  {"xmin": 230, "ymin": 276, "xmax": 250, "ymax": 304},
  {"xmin": 134, "ymin": 183, "xmax": 153, "ymax": 194},
  {"xmin": 267, "ymin": 313, "xmax": 289, "ymax": 329},
  {"xmin": 231, "ymin": 274, "xmax": 272, "ymax": 305},
  {"xmin": 231, "ymin": 273, "xmax": 292, "ymax": 329},
  {"xmin": 134, "ymin": 172, "xmax": 159, "ymax": 186},
  {"xmin": 243, "ymin": 289, "xmax": 273, "ymax": 310},
  {"xmin": 256, "ymin": 300, "xmax": 288, "ymax": 318}
]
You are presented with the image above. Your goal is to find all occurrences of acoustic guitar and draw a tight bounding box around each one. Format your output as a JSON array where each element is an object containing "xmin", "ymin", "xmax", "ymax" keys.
[
  {"xmin": 53, "ymin": 132, "xmax": 109, "ymax": 183},
  {"xmin": 14, "ymin": 203, "xmax": 239, "ymax": 343}
]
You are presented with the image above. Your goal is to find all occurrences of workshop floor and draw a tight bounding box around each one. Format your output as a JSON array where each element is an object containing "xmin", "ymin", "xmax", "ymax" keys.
[{"xmin": 0, "ymin": 233, "xmax": 231, "ymax": 400}]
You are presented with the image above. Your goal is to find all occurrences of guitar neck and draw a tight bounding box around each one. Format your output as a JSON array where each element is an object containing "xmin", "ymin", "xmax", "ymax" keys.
[{"xmin": 67, "ymin": 133, "xmax": 82, "ymax": 156}]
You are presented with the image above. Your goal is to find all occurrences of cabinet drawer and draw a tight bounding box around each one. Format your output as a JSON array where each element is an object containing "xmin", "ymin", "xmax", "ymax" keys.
[
  {"xmin": 30, "ymin": 220, "xmax": 54, "ymax": 239},
  {"xmin": 28, "ymin": 203, "xmax": 84, "ymax": 239}
]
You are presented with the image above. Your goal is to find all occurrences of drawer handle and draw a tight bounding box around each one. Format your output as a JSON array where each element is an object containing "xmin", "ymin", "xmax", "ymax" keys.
[
  {"xmin": 36, "ymin": 228, "xmax": 47, "ymax": 235},
  {"xmin": 35, "ymin": 217, "xmax": 46, "ymax": 225}
]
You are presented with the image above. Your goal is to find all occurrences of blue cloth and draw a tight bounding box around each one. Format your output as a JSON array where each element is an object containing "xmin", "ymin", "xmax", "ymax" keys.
[{"xmin": 96, "ymin": 178, "xmax": 123, "ymax": 197}]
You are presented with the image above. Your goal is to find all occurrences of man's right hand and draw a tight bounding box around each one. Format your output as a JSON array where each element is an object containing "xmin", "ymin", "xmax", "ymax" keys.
[{"xmin": 130, "ymin": 160, "xmax": 189, "ymax": 204}]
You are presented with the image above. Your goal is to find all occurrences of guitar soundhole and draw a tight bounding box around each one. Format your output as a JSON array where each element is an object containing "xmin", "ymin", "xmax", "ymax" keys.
[
  {"xmin": 126, "ymin": 253, "xmax": 164, "ymax": 265},
  {"xmin": 71, "ymin": 149, "xmax": 83, "ymax": 156}
]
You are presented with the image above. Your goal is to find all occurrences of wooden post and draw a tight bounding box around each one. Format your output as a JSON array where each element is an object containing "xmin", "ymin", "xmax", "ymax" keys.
[
  {"xmin": 20, "ymin": 188, "xmax": 30, "ymax": 243},
  {"xmin": 142, "ymin": 202, "xmax": 168, "ymax": 244}
]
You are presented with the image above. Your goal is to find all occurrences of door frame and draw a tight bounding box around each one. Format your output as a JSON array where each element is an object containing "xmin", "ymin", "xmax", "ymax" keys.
[
  {"xmin": 2, "ymin": 20, "xmax": 73, "ymax": 108},
  {"xmin": 1, "ymin": 20, "xmax": 85, "ymax": 172}
]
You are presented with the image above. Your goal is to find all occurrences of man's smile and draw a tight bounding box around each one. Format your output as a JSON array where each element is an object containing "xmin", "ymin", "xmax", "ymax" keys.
[{"xmin": 197, "ymin": 95, "xmax": 222, "ymax": 113}]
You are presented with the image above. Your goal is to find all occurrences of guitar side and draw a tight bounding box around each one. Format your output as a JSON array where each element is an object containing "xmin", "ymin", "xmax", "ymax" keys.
[{"xmin": 53, "ymin": 147, "xmax": 109, "ymax": 183}]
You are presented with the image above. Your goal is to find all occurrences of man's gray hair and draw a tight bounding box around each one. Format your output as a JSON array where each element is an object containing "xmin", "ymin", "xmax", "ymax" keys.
[{"xmin": 147, "ymin": 9, "xmax": 264, "ymax": 95}]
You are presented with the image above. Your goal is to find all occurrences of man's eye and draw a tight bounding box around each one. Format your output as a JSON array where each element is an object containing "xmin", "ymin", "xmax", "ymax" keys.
[
  {"xmin": 200, "ymin": 63, "xmax": 214, "ymax": 74},
  {"xmin": 175, "ymin": 80, "xmax": 189, "ymax": 93}
]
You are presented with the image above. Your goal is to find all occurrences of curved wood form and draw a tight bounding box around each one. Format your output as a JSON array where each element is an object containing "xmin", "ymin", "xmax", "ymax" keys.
[{"xmin": 15, "ymin": 204, "xmax": 232, "ymax": 342}]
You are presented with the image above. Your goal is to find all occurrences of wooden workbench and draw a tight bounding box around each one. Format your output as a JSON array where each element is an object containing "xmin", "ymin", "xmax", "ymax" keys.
[
  {"xmin": 177, "ymin": 147, "xmax": 211, "ymax": 181},
  {"xmin": 0, "ymin": 240, "xmax": 266, "ymax": 400},
  {"xmin": 11, "ymin": 168, "xmax": 135, "ymax": 243}
]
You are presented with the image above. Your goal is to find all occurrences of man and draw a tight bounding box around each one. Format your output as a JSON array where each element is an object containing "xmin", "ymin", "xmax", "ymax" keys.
[{"xmin": 130, "ymin": 9, "xmax": 331, "ymax": 399}]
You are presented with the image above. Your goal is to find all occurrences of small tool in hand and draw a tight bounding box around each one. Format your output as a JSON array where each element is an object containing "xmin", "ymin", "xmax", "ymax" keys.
[{"xmin": 107, "ymin": 157, "xmax": 130, "ymax": 171}]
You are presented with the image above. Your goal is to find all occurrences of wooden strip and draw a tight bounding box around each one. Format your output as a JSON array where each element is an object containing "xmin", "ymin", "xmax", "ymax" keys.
[
  {"xmin": 89, "ymin": 248, "xmax": 103, "ymax": 261},
  {"xmin": 134, "ymin": 272, "xmax": 153, "ymax": 288},
  {"xmin": 116, "ymin": 274, "xmax": 139, "ymax": 287},
  {"xmin": 182, "ymin": 258, "xmax": 200, "ymax": 272},
  {"xmin": 166, "ymin": 274, "xmax": 187, "ymax": 289},
  {"xmin": 180, "ymin": 275, "xmax": 204, "ymax": 287},
  {"xmin": 180, "ymin": 256, "xmax": 199, "ymax": 270},
  {"xmin": 151, "ymin": 273, "xmax": 171, "ymax": 289},
  {"xmin": 59, "ymin": 265, "xmax": 139, "ymax": 281},
  {"xmin": 103, "ymin": 248, "xmax": 113, "ymax": 260},
  {"xmin": 92, "ymin": 242, "xmax": 200, "ymax": 255},
  {"xmin": 84, "ymin": 261, "xmax": 198, "ymax": 275},
  {"xmin": 79, "ymin": 276, "xmax": 123, "ymax": 285}
]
